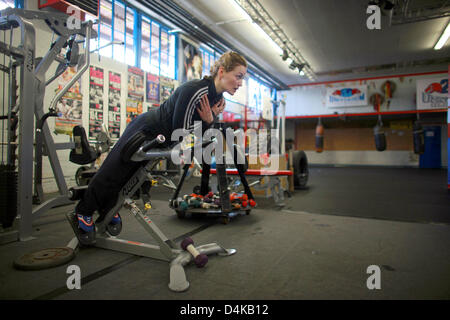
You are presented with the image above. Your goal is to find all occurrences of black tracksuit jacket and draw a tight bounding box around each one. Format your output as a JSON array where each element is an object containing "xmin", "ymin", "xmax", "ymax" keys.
[{"xmin": 76, "ymin": 76, "xmax": 223, "ymax": 217}]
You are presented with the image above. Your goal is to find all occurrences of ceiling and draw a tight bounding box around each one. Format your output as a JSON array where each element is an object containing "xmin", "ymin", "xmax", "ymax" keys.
[{"xmin": 172, "ymin": 0, "xmax": 450, "ymax": 87}]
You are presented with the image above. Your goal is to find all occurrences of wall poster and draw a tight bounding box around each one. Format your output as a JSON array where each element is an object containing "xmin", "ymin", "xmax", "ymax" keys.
[
  {"xmin": 160, "ymin": 76, "xmax": 177, "ymax": 104},
  {"xmin": 146, "ymin": 73, "xmax": 160, "ymax": 103},
  {"xmin": 180, "ymin": 38, "xmax": 202, "ymax": 83},
  {"xmin": 108, "ymin": 71, "xmax": 122, "ymax": 139},
  {"xmin": 55, "ymin": 66, "xmax": 83, "ymax": 135},
  {"xmin": 88, "ymin": 66, "xmax": 104, "ymax": 139},
  {"xmin": 416, "ymin": 77, "xmax": 448, "ymax": 110},
  {"xmin": 126, "ymin": 66, "xmax": 145, "ymax": 124}
]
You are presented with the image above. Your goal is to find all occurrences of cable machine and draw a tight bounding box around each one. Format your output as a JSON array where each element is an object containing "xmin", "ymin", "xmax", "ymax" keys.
[{"xmin": 0, "ymin": 8, "xmax": 97, "ymax": 243}]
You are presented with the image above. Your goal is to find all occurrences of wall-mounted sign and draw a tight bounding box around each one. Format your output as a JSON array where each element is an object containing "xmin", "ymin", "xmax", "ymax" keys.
[
  {"xmin": 326, "ymin": 85, "xmax": 368, "ymax": 108},
  {"xmin": 416, "ymin": 77, "xmax": 448, "ymax": 110}
]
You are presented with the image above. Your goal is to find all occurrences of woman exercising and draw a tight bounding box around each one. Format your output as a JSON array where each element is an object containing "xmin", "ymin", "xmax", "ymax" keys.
[{"xmin": 73, "ymin": 51, "xmax": 248, "ymax": 245}]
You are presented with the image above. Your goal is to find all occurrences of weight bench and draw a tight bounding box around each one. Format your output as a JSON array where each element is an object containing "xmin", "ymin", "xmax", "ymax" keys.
[
  {"xmin": 66, "ymin": 133, "xmax": 236, "ymax": 292},
  {"xmin": 208, "ymin": 168, "xmax": 293, "ymax": 207}
]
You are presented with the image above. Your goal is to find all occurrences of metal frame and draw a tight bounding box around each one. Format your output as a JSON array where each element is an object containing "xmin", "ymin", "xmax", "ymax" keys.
[{"xmin": 0, "ymin": 8, "xmax": 97, "ymax": 242}]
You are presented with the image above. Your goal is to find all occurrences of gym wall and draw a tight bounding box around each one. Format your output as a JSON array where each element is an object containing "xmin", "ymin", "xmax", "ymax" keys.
[{"xmin": 2, "ymin": 3, "xmax": 173, "ymax": 194}]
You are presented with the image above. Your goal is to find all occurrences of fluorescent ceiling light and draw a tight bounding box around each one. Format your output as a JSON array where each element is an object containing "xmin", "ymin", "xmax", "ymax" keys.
[
  {"xmin": 434, "ymin": 22, "xmax": 450, "ymax": 50},
  {"xmin": 251, "ymin": 22, "xmax": 283, "ymax": 54},
  {"xmin": 227, "ymin": 0, "xmax": 252, "ymax": 21}
]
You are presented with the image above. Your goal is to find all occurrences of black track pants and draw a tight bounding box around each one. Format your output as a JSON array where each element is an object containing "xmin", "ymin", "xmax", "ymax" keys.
[{"xmin": 75, "ymin": 112, "xmax": 162, "ymax": 218}]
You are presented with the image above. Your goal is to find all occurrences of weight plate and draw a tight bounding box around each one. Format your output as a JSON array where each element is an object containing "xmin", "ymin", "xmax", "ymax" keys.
[
  {"xmin": 13, "ymin": 247, "xmax": 75, "ymax": 270},
  {"xmin": 75, "ymin": 166, "xmax": 89, "ymax": 186}
]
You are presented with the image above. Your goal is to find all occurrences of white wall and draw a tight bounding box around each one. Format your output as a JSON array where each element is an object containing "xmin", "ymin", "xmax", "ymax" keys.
[
  {"xmin": 283, "ymin": 73, "xmax": 448, "ymax": 167},
  {"xmin": 284, "ymin": 73, "xmax": 447, "ymax": 117},
  {"xmin": 304, "ymin": 150, "xmax": 419, "ymax": 167}
]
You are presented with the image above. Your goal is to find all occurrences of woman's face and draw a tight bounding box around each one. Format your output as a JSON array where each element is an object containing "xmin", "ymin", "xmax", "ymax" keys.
[{"xmin": 218, "ymin": 65, "xmax": 247, "ymax": 95}]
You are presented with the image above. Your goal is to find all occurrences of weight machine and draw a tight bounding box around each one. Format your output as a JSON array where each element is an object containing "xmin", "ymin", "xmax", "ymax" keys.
[
  {"xmin": 0, "ymin": 8, "xmax": 96, "ymax": 243},
  {"xmin": 61, "ymin": 133, "xmax": 236, "ymax": 292}
]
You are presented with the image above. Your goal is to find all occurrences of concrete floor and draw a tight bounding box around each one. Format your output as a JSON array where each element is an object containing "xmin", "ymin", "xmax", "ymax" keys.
[{"xmin": 1, "ymin": 167, "xmax": 450, "ymax": 301}]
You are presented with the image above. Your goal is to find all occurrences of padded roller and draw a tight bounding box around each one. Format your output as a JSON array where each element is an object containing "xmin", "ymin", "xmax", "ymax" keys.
[{"xmin": 121, "ymin": 131, "xmax": 147, "ymax": 163}]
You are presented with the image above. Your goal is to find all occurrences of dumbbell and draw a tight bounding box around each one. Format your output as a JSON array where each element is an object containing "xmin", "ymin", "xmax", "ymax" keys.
[
  {"xmin": 201, "ymin": 202, "xmax": 219, "ymax": 209},
  {"xmin": 180, "ymin": 237, "xmax": 208, "ymax": 268},
  {"xmin": 179, "ymin": 201, "xmax": 189, "ymax": 211}
]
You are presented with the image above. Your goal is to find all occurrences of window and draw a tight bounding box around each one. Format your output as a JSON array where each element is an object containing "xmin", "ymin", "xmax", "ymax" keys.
[
  {"xmin": 140, "ymin": 16, "xmax": 176, "ymax": 79},
  {"xmin": 95, "ymin": 0, "xmax": 176, "ymax": 74},
  {"xmin": 160, "ymin": 29, "xmax": 169, "ymax": 76},
  {"xmin": 0, "ymin": 0, "xmax": 15, "ymax": 10},
  {"xmin": 248, "ymin": 77, "xmax": 271, "ymax": 115},
  {"xmin": 200, "ymin": 47, "xmax": 217, "ymax": 77},
  {"xmin": 125, "ymin": 7, "xmax": 135, "ymax": 65},
  {"xmin": 113, "ymin": 1, "xmax": 125, "ymax": 63},
  {"xmin": 150, "ymin": 21, "xmax": 160, "ymax": 74},
  {"xmin": 166, "ymin": 33, "xmax": 177, "ymax": 79},
  {"xmin": 140, "ymin": 17, "xmax": 151, "ymax": 71},
  {"xmin": 99, "ymin": 0, "xmax": 113, "ymax": 58}
]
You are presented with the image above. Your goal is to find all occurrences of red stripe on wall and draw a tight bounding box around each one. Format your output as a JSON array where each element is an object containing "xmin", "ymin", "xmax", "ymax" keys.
[
  {"xmin": 289, "ymin": 70, "xmax": 448, "ymax": 88},
  {"xmin": 285, "ymin": 109, "xmax": 447, "ymax": 120}
]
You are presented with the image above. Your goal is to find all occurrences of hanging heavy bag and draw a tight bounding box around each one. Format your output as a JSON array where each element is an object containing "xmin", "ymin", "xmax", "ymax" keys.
[
  {"xmin": 293, "ymin": 150, "xmax": 309, "ymax": 189},
  {"xmin": 315, "ymin": 119, "xmax": 324, "ymax": 153},
  {"xmin": 413, "ymin": 121, "xmax": 425, "ymax": 154},
  {"xmin": 373, "ymin": 119, "xmax": 386, "ymax": 152}
]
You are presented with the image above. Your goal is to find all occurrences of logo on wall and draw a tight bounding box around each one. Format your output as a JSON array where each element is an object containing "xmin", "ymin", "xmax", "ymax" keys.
[
  {"xmin": 332, "ymin": 88, "xmax": 361, "ymax": 97},
  {"xmin": 326, "ymin": 85, "xmax": 367, "ymax": 107},
  {"xmin": 416, "ymin": 78, "xmax": 448, "ymax": 110}
]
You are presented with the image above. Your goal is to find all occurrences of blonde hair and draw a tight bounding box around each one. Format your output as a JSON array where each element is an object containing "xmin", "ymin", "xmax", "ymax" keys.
[{"xmin": 209, "ymin": 51, "xmax": 247, "ymax": 79}]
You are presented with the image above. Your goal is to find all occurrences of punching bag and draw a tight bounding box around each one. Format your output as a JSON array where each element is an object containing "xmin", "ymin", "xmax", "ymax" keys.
[
  {"xmin": 413, "ymin": 121, "xmax": 425, "ymax": 154},
  {"xmin": 374, "ymin": 117, "xmax": 386, "ymax": 151},
  {"xmin": 315, "ymin": 118, "xmax": 324, "ymax": 153}
]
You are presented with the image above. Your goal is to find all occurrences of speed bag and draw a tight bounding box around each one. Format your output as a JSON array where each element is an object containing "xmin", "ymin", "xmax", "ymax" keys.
[
  {"xmin": 412, "ymin": 121, "xmax": 425, "ymax": 154},
  {"xmin": 373, "ymin": 125, "xmax": 386, "ymax": 151},
  {"xmin": 315, "ymin": 124, "xmax": 324, "ymax": 153}
]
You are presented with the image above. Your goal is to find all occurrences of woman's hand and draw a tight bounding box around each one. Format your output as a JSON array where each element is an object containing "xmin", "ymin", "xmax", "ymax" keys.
[
  {"xmin": 211, "ymin": 98, "xmax": 225, "ymax": 116},
  {"xmin": 197, "ymin": 94, "xmax": 214, "ymax": 124},
  {"xmin": 197, "ymin": 95, "xmax": 226, "ymax": 124}
]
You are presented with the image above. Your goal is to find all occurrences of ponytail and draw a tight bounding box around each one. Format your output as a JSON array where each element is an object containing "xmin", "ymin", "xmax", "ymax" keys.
[{"xmin": 210, "ymin": 51, "xmax": 247, "ymax": 79}]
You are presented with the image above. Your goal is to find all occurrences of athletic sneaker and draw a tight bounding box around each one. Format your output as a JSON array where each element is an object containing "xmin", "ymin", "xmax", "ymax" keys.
[
  {"xmin": 106, "ymin": 213, "xmax": 122, "ymax": 236},
  {"xmin": 110, "ymin": 213, "xmax": 121, "ymax": 225},
  {"xmin": 77, "ymin": 214, "xmax": 94, "ymax": 232},
  {"xmin": 75, "ymin": 213, "xmax": 96, "ymax": 245}
]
